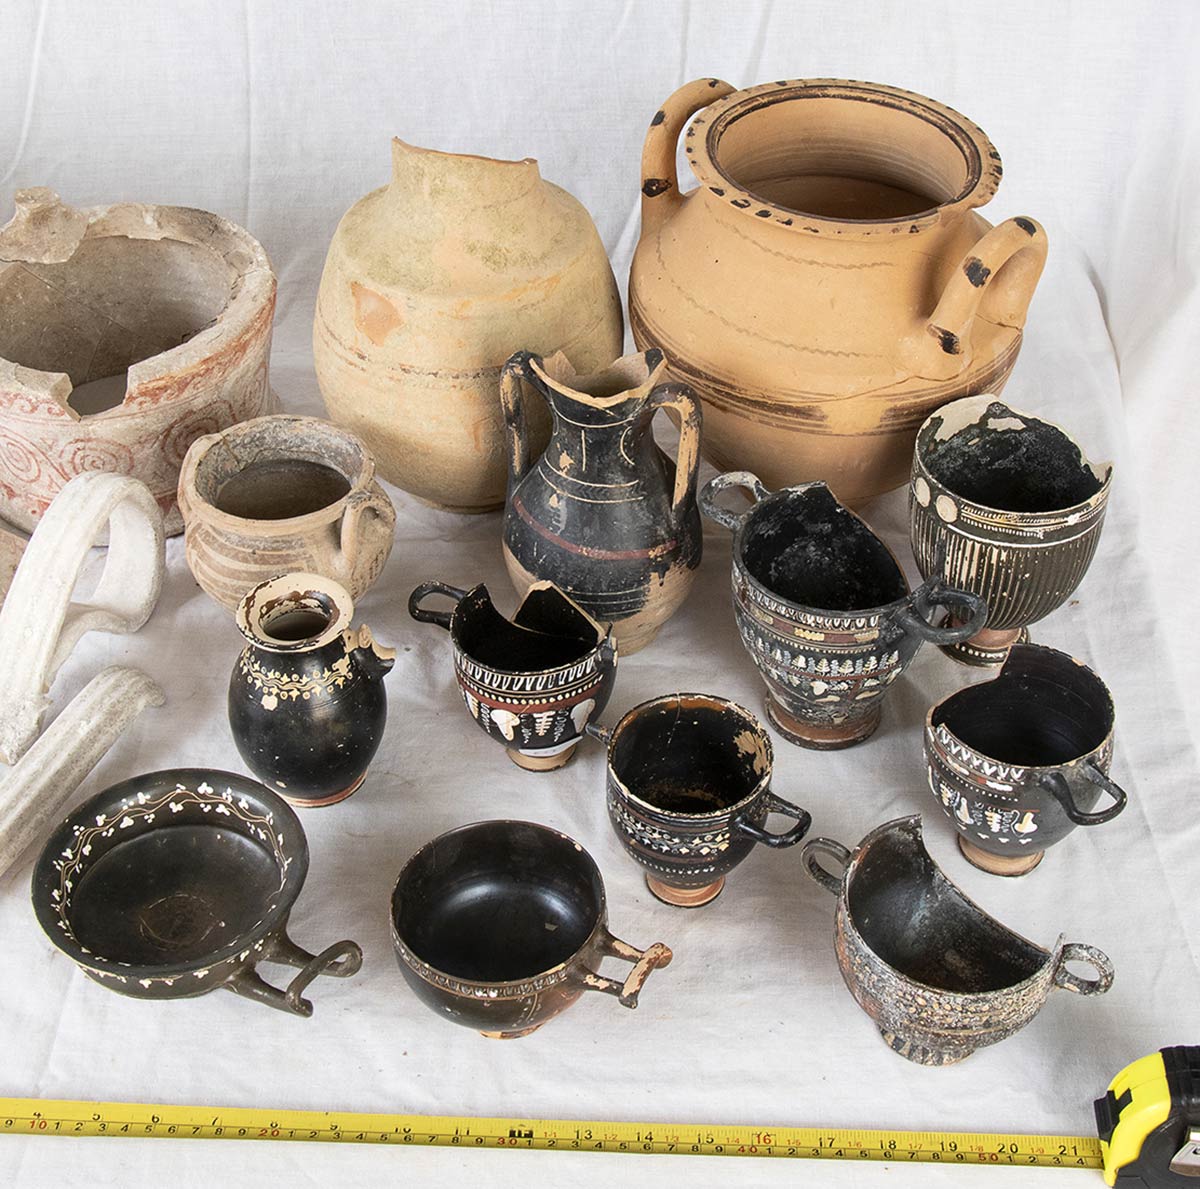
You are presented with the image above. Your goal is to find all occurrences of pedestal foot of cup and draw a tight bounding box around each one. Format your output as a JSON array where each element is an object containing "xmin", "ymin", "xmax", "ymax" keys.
[
  {"xmin": 942, "ymin": 626, "xmax": 1029, "ymax": 668},
  {"xmin": 957, "ymin": 836, "xmax": 1044, "ymax": 877},
  {"xmin": 413, "ymin": 494, "xmax": 504, "ymax": 515},
  {"xmin": 646, "ymin": 874, "xmax": 724, "ymax": 908},
  {"xmin": 507, "ymin": 744, "xmax": 577, "ymax": 772},
  {"xmin": 766, "ymin": 699, "xmax": 882, "ymax": 750},
  {"xmin": 480, "ymin": 1023, "xmax": 545, "ymax": 1039},
  {"xmin": 880, "ymin": 1029, "xmax": 970, "ymax": 1066},
  {"xmin": 281, "ymin": 771, "xmax": 366, "ymax": 809}
]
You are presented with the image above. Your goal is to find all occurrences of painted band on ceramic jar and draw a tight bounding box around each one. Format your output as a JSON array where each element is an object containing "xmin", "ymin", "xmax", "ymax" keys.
[
  {"xmin": 588, "ymin": 693, "xmax": 812, "ymax": 907},
  {"xmin": 390, "ymin": 820, "xmax": 672, "ymax": 1039},
  {"xmin": 802, "ymin": 816, "xmax": 1114, "ymax": 1066},
  {"xmin": 910, "ymin": 396, "xmax": 1113, "ymax": 667},
  {"xmin": 926, "ymin": 643, "xmax": 1127, "ymax": 877},
  {"xmin": 409, "ymin": 580, "xmax": 616, "ymax": 772},
  {"xmin": 701, "ymin": 472, "xmax": 987, "ymax": 749}
]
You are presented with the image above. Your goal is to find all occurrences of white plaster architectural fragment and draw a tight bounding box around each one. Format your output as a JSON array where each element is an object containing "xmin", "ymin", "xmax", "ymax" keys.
[
  {"xmin": 0, "ymin": 473, "xmax": 164, "ymax": 764},
  {"xmin": 0, "ymin": 666, "xmax": 164, "ymax": 878}
]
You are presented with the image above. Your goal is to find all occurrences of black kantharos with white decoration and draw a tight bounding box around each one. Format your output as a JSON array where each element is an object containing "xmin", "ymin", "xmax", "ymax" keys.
[
  {"xmin": 925, "ymin": 643, "xmax": 1127, "ymax": 877},
  {"xmin": 590, "ymin": 693, "xmax": 812, "ymax": 907},
  {"xmin": 700, "ymin": 473, "xmax": 987, "ymax": 749},
  {"xmin": 409, "ymin": 580, "xmax": 616, "ymax": 771},
  {"xmin": 910, "ymin": 395, "xmax": 1113, "ymax": 667},
  {"xmin": 390, "ymin": 820, "xmax": 672, "ymax": 1038},
  {"xmin": 31, "ymin": 769, "xmax": 362, "ymax": 1016}
]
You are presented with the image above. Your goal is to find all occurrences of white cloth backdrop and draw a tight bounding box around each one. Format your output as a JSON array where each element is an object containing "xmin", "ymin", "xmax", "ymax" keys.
[{"xmin": 2, "ymin": 2, "xmax": 1198, "ymax": 1186}]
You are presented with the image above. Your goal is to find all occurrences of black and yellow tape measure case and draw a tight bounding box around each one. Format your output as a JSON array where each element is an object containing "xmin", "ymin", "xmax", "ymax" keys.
[{"xmin": 1095, "ymin": 1046, "xmax": 1200, "ymax": 1186}]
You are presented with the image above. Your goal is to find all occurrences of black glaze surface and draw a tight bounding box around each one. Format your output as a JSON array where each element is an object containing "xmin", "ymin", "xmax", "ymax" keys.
[
  {"xmin": 924, "ymin": 400, "xmax": 1103, "ymax": 513},
  {"xmin": 741, "ymin": 483, "xmax": 906, "ymax": 611}
]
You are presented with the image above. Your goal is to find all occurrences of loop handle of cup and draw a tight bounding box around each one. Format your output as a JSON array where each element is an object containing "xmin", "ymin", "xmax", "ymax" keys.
[
  {"xmin": 802, "ymin": 837, "xmax": 853, "ymax": 895},
  {"xmin": 732, "ymin": 792, "xmax": 812, "ymax": 849},
  {"xmin": 1039, "ymin": 764, "xmax": 1128, "ymax": 826},
  {"xmin": 1052, "ymin": 942, "xmax": 1115, "ymax": 996},
  {"xmin": 225, "ymin": 935, "xmax": 363, "ymax": 1017},
  {"xmin": 408, "ymin": 581, "xmax": 470, "ymax": 630},
  {"xmin": 698, "ymin": 471, "xmax": 771, "ymax": 532},
  {"xmin": 898, "ymin": 580, "xmax": 989, "ymax": 644},
  {"xmin": 572, "ymin": 926, "xmax": 673, "ymax": 1009}
]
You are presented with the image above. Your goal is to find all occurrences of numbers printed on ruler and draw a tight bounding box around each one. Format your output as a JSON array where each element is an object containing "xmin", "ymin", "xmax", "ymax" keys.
[{"xmin": 0, "ymin": 1098, "xmax": 1105, "ymax": 1169}]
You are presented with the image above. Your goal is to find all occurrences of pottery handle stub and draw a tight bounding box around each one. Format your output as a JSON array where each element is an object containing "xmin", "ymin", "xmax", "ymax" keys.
[
  {"xmin": 919, "ymin": 217, "xmax": 1048, "ymax": 379},
  {"xmin": 898, "ymin": 580, "xmax": 989, "ymax": 645},
  {"xmin": 573, "ymin": 926, "xmax": 673, "ymax": 1009},
  {"xmin": 407, "ymin": 582, "xmax": 469, "ymax": 631},
  {"xmin": 732, "ymin": 792, "xmax": 812, "ymax": 849},
  {"xmin": 640, "ymin": 78, "xmax": 735, "ymax": 235},
  {"xmin": 1052, "ymin": 942, "xmax": 1115, "ymax": 997},
  {"xmin": 801, "ymin": 837, "xmax": 853, "ymax": 896},
  {"xmin": 499, "ymin": 351, "xmax": 539, "ymax": 495},
  {"xmin": 1039, "ymin": 765, "xmax": 1128, "ymax": 826},
  {"xmin": 225, "ymin": 935, "xmax": 363, "ymax": 1017},
  {"xmin": 645, "ymin": 381, "xmax": 704, "ymax": 527},
  {"xmin": 698, "ymin": 471, "xmax": 771, "ymax": 532},
  {"xmin": 338, "ymin": 486, "xmax": 396, "ymax": 575},
  {"xmin": 583, "ymin": 720, "xmax": 612, "ymax": 747}
]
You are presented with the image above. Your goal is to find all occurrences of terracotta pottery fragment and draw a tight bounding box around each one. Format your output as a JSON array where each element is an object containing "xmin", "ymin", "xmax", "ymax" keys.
[
  {"xmin": 926, "ymin": 644, "xmax": 1127, "ymax": 876},
  {"xmin": 910, "ymin": 396, "xmax": 1112, "ymax": 666},
  {"xmin": 629, "ymin": 79, "xmax": 1048, "ymax": 506},
  {"xmin": 409, "ymin": 580, "xmax": 616, "ymax": 771},
  {"xmin": 0, "ymin": 472, "xmax": 164, "ymax": 764},
  {"xmin": 228, "ymin": 572, "xmax": 395, "ymax": 807},
  {"xmin": 0, "ymin": 189, "xmax": 278, "ymax": 534},
  {"xmin": 803, "ymin": 816, "xmax": 1114, "ymax": 1065},
  {"xmin": 391, "ymin": 820, "xmax": 672, "ymax": 1037},
  {"xmin": 0, "ymin": 522, "xmax": 22, "ymax": 605},
  {"xmin": 313, "ymin": 140, "xmax": 623, "ymax": 512},
  {"xmin": 701, "ymin": 472, "xmax": 986, "ymax": 748},
  {"xmin": 32, "ymin": 769, "xmax": 362, "ymax": 1016},
  {"xmin": 500, "ymin": 349, "xmax": 703, "ymax": 654},
  {"xmin": 179, "ymin": 414, "xmax": 395, "ymax": 612},
  {"xmin": 591, "ymin": 693, "xmax": 811, "ymax": 906}
]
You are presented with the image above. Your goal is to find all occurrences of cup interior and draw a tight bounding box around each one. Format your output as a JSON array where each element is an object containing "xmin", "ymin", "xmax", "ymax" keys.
[
  {"xmin": 849, "ymin": 822, "xmax": 1046, "ymax": 993},
  {"xmin": 456, "ymin": 585, "xmax": 598, "ymax": 671},
  {"xmin": 923, "ymin": 402, "xmax": 1104, "ymax": 513},
  {"xmin": 194, "ymin": 419, "xmax": 362, "ymax": 521},
  {"xmin": 610, "ymin": 695, "xmax": 770, "ymax": 814},
  {"xmin": 741, "ymin": 485, "xmax": 906, "ymax": 611},
  {"xmin": 932, "ymin": 649, "xmax": 1112, "ymax": 766},
  {"xmin": 393, "ymin": 822, "xmax": 602, "ymax": 983}
]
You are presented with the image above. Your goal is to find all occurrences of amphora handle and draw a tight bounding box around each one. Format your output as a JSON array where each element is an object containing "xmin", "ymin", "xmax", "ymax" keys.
[
  {"xmin": 499, "ymin": 350, "xmax": 540, "ymax": 495},
  {"xmin": 645, "ymin": 381, "xmax": 703, "ymax": 527},
  {"xmin": 640, "ymin": 78, "xmax": 735, "ymax": 235},
  {"xmin": 919, "ymin": 217, "xmax": 1048, "ymax": 379}
]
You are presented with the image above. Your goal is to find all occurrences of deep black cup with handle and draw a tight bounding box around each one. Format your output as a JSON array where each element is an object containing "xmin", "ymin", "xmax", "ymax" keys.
[
  {"xmin": 589, "ymin": 692, "xmax": 812, "ymax": 906},
  {"xmin": 700, "ymin": 473, "xmax": 987, "ymax": 749}
]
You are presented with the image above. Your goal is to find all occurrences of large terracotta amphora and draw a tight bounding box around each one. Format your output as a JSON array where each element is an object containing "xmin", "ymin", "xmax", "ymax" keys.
[
  {"xmin": 500, "ymin": 349, "xmax": 702, "ymax": 654},
  {"xmin": 314, "ymin": 140, "xmax": 623, "ymax": 513},
  {"xmin": 629, "ymin": 79, "xmax": 1048, "ymax": 507}
]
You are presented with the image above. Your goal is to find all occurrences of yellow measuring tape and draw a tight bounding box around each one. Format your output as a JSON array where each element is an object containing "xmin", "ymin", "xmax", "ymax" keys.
[{"xmin": 0, "ymin": 1097, "xmax": 1103, "ymax": 1169}]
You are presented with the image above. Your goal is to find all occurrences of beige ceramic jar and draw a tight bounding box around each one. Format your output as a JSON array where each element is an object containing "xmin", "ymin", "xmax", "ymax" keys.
[
  {"xmin": 313, "ymin": 140, "xmax": 624, "ymax": 513},
  {"xmin": 178, "ymin": 414, "xmax": 395, "ymax": 612},
  {"xmin": 629, "ymin": 79, "xmax": 1049, "ymax": 507}
]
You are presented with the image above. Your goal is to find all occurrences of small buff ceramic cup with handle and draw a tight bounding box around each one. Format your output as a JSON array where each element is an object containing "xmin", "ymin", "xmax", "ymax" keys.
[
  {"xmin": 179, "ymin": 413, "xmax": 395, "ymax": 612},
  {"xmin": 701, "ymin": 472, "xmax": 987, "ymax": 748},
  {"xmin": 588, "ymin": 693, "xmax": 812, "ymax": 906}
]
